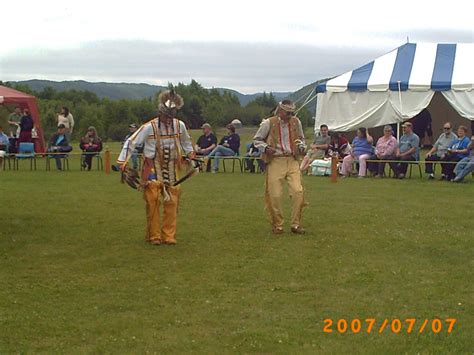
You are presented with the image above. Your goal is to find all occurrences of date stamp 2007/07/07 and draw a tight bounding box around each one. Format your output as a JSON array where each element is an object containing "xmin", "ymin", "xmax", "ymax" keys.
[{"xmin": 323, "ymin": 318, "xmax": 457, "ymax": 334}]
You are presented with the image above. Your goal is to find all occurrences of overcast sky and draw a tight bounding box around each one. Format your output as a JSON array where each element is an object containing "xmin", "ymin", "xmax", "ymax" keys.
[{"xmin": 1, "ymin": 0, "xmax": 472, "ymax": 93}]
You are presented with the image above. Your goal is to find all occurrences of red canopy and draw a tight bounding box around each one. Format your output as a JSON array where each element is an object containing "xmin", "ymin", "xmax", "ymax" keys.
[{"xmin": 0, "ymin": 85, "xmax": 45, "ymax": 153}]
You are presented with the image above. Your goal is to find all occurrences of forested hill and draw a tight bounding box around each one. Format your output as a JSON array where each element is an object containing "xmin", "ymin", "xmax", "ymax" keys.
[
  {"xmin": 12, "ymin": 80, "xmax": 291, "ymax": 106},
  {"xmin": 0, "ymin": 79, "xmax": 317, "ymax": 142}
]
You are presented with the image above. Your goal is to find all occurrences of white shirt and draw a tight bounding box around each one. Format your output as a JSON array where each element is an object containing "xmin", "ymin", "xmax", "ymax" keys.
[
  {"xmin": 118, "ymin": 118, "xmax": 193, "ymax": 164},
  {"xmin": 57, "ymin": 114, "xmax": 75, "ymax": 131}
]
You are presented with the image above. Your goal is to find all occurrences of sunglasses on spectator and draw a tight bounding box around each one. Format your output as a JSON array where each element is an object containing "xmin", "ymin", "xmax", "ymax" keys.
[{"xmin": 443, "ymin": 127, "xmax": 451, "ymax": 130}]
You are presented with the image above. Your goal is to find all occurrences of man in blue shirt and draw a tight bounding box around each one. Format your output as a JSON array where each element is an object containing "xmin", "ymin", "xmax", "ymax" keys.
[
  {"xmin": 453, "ymin": 136, "xmax": 474, "ymax": 182},
  {"xmin": 195, "ymin": 123, "xmax": 217, "ymax": 172},
  {"xmin": 47, "ymin": 124, "xmax": 72, "ymax": 170},
  {"xmin": 389, "ymin": 122, "xmax": 420, "ymax": 179}
]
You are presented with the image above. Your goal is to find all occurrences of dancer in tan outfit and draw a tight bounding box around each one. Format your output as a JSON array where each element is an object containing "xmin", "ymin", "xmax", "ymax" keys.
[{"xmin": 253, "ymin": 100, "xmax": 307, "ymax": 235}]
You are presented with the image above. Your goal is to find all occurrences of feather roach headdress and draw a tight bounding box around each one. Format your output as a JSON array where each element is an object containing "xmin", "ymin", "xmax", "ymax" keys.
[{"xmin": 158, "ymin": 88, "xmax": 184, "ymax": 116}]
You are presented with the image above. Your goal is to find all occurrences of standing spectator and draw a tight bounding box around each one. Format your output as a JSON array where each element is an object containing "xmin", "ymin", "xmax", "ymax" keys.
[
  {"xmin": 368, "ymin": 125, "xmax": 398, "ymax": 178},
  {"xmin": 327, "ymin": 132, "xmax": 350, "ymax": 159},
  {"xmin": 57, "ymin": 107, "xmax": 75, "ymax": 141},
  {"xmin": 424, "ymin": 122, "xmax": 457, "ymax": 179},
  {"xmin": 0, "ymin": 126, "xmax": 9, "ymax": 166},
  {"xmin": 441, "ymin": 125, "xmax": 470, "ymax": 181},
  {"xmin": 80, "ymin": 126, "xmax": 103, "ymax": 170},
  {"xmin": 206, "ymin": 124, "xmax": 240, "ymax": 173},
  {"xmin": 18, "ymin": 109, "xmax": 34, "ymax": 144},
  {"xmin": 244, "ymin": 142, "xmax": 265, "ymax": 173},
  {"xmin": 389, "ymin": 122, "xmax": 420, "ymax": 179},
  {"xmin": 47, "ymin": 124, "xmax": 72, "ymax": 170},
  {"xmin": 453, "ymin": 136, "xmax": 474, "ymax": 183},
  {"xmin": 411, "ymin": 108, "xmax": 433, "ymax": 148},
  {"xmin": 195, "ymin": 123, "xmax": 217, "ymax": 172},
  {"xmin": 341, "ymin": 127, "xmax": 374, "ymax": 178},
  {"xmin": 299, "ymin": 124, "xmax": 330, "ymax": 172},
  {"xmin": 7, "ymin": 106, "xmax": 22, "ymax": 138}
]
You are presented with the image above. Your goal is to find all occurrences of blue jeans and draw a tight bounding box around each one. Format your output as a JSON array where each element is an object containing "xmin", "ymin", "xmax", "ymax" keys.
[
  {"xmin": 47, "ymin": 148, "xmax": 66, "ymax": 170},
  {"xmin": 454, "ymin": 156, "xmax": 474, "ymax": 181},
  {"xmin": 208, "ymin": 145, "xmax": 235, "ymax": 171}
]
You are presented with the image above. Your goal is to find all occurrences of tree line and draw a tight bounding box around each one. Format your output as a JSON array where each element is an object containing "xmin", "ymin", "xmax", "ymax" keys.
[{"xmin": 0, "ymin": 80, "xmax": 312, "ymax": 141}]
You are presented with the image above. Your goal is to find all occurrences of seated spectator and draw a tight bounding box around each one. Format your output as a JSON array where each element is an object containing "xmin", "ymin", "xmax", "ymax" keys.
[
  {"xmin": 244, "ymin": 142, "xmax": 265, "ymax": 173},
  {"xmin": 341, "ymin": 127, "xmax": 374, "ymax": 178},
  {"xmin": 195, "ymin": 123, "xmax": 217, "ymax": 172},
  {"xmin": 327, "ymin": 132, "xmax": 350, "ymax": 159},
  {"xmin": 0, "ymin": 126, "xmax": 9, "ymax": 166},
  {"xmin": 441, "ymin": 125, "xmax": 470, "ymax": 181},
  {"xmin": 300, "ymin": 124, "xmax": 330, "ymax": 172},
  {"xmin": 206, "ymin": 124, "xmax": 240, "ymax": 173},
  {"xmin": 425, "ymin": 122, "xmax": 458, "ymax": 179},
  {"xmin": 367, "ymin": 125, "xmax": 397, "ymax": 178},
  {"xmin": 8, "ymin": 136, "xmax": 18, "ymax": 154},
  {"xmin": 80, "ymin": 126, "xmax": 103, "ymax": 171},
  {"xmin": 7, "ymin": 107, "xmax": 22, "ymax": 138},
  {"xmin": 112, "ymin": 124, "xmax": 142, "ymax": 172},
  {"xmin": 389, "ymin": 122, "xmax": 420, "ymax": 179},
  {"xmin": 453, "ymin": 136, "xmax": 474, "ymax": 183},
  {"xmin": 18, "ymin": 109, "xmax": 34, "ymax": 144},
  {"xmin": 47, "ymin": 124, "xmax": 73, "ymax": 170}
]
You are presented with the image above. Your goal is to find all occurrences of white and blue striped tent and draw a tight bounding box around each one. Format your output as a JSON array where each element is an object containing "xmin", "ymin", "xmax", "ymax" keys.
[{"xmin": 315, "ymin": 43, "xmax": 473, "ymax": 133}]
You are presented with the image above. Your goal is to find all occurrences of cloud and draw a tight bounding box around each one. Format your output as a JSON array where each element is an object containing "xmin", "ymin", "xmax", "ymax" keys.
[
  {"xmin": 1, "ymin": 40, "xmax": 383, "ymax": 93},
  {"xmin": 1, "ymin": 23, "xmax": 471, "ymax": 94}
]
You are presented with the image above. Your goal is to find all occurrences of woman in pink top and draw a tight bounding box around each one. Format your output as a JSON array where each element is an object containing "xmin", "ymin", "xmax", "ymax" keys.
[{"xmin": 368, "ymin": 125, "xmax": 398, "ymax": 177}]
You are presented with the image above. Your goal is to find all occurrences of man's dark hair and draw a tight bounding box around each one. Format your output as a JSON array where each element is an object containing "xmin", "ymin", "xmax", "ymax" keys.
[
  {"xmin": 320, "ymin": 124, "xmax": 328, "ymax": 130},
  {"xmin": 281, "ymin": 99, "xmax": 294, "ymax": 106},
  {"xmin": 62, "ymin": 106, "xmax": 70, "ymax": 116}
]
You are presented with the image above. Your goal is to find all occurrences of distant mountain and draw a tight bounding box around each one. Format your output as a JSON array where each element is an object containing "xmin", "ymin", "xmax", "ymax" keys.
[
  {"xmin": 15, "ymin": 80, "xmax": 167, "ymax": 101},
  {"xmin": 13, "ymin": 79, "xmax": 291, "ymax": 106}
]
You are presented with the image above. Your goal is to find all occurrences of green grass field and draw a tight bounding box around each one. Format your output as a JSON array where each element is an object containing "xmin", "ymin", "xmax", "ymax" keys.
[{"xmin": 1, "ymin": 134, "xmax": 473, "ymax": 353}]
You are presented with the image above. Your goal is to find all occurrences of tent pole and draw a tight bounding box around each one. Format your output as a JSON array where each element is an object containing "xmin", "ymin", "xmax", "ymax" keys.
[{"xmin": 397, "ymin": 80, "xmax": 402, "ymax": 141}]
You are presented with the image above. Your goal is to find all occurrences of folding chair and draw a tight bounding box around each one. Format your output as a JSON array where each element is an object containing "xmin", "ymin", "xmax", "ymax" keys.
[
  {"xmin": 14, "ymin": 143, "xmax": 36, "ymax": 170},
  {"xmin": 80, "ymin": 152, "xmax": 104, "ymax": 170},
  {"xmin": 46, "ymin": 154, "xmax": 70, "ymax": 171},
  {"xmin": 222, "ymin": 153, "xmax": 243, "ymax": 173}
]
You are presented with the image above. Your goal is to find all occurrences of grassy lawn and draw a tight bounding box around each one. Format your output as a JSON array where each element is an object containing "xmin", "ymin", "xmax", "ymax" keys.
[{"xmin": 0, "ymin": 134, "xmax": 473, "ymax": 353}]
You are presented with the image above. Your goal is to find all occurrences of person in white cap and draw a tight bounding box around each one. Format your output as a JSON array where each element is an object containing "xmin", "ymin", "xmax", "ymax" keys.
[{"xmin": 195, "ymin": 123, "xmax": 217, "ymax": 172}]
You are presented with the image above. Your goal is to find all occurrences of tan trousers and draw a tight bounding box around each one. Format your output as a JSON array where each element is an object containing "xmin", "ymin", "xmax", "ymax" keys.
[
  {"xmin": 144, "ymin": 181, "xmax": 181, "ymax": 243},
  {"xmin": 265, "ymin": 156, "xmax": 305, "ymax": 229}
]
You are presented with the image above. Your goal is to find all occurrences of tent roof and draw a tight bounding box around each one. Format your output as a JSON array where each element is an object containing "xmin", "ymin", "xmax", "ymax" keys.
[
  {"xmin": 0, "ymin": 85, "xmax": 35, "ymax": 102},
  {"xmin": 316, "ymin": 43, "xmax": 473, "ymax": 93}
]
